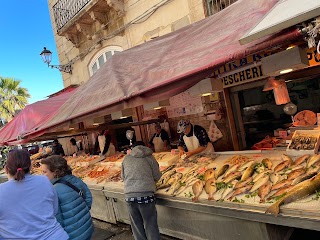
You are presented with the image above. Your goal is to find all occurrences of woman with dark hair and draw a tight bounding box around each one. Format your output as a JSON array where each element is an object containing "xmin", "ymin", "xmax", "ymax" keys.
[
  {"xmin": 41, "ymin": 155, "xmax": 93, "ymax": 240},
  {"xmin": 0, "ymin": 150, "xmax": 68, "ymax": 240}
]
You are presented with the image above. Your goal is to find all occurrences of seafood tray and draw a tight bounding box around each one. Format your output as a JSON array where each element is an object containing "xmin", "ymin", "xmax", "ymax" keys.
[{"xmin": 287, "ymin": 130, "xmax": 320, "ymax": 155}]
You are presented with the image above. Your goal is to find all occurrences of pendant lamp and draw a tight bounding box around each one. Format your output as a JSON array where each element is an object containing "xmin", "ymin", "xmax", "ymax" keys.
[{"xmin": 273, "ymin": 81, "xmax": 290, "ymax": 105}]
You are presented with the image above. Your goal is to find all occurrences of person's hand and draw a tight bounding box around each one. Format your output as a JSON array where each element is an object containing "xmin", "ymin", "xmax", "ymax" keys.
[
  {"xmin": 179, "ymin": 149, "xmax": 185, "ymax": 157},
  {"xmin": 186, "ymin": 152, "xmax": 193, "ymax": 158}
]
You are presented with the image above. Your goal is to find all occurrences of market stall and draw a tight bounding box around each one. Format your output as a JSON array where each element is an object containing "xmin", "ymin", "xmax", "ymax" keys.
[{"xmin": 83, "ymin": 149, "xmax": 320, "ymax": 240}]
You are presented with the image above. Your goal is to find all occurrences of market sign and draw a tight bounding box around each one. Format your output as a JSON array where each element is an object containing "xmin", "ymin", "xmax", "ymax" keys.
[
  {"xmin": 214, "ymin": 47, "xmax": 320, "ymax": 77},
  {"xmin": 221, "ymin": 64, "xmax": 264, "ymax": 88},
  {"xmin": 307, "ymin": 47, "xmax": 320, "ymax": 66}
]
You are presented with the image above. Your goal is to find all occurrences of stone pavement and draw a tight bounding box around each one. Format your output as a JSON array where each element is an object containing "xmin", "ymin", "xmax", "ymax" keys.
[{"xmin": 91, "ymin": 219, "xmax": 179, "ymax": 240}]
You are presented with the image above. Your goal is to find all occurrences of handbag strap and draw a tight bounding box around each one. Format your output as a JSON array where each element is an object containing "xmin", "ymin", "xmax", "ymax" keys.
[{"xmin": 54, "ymin": 179, "xmax": 85, "ymax": 200}]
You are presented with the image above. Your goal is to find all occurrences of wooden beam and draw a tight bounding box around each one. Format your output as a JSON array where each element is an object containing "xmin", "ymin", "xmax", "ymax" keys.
[
  {"xmin": 27, "ymin": 119, "xmax": 160, "ymax": 141},
  {"xmin": 223, "ymin": 88, "xmax": 240, "ymax": 151}
]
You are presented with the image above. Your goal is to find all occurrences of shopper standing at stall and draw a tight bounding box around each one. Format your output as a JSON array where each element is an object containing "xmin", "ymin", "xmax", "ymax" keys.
[
  {"xmin": 0, "ymin": 150, "xmax": 68, "ymax": 240},
  {"xmin": 177, "ymin": 119, "xmax": 214, "ymax": 158},
  {"xmin": 41, "ymin": 155, "xmax": 94, "ymax": 240},
  {"xmin": 121, "ymin": 141, "xmax": 162, "ymax": 240},
  {"xmin": 148, "ymin": 123, "xmax": 170, "ymax": 152}
]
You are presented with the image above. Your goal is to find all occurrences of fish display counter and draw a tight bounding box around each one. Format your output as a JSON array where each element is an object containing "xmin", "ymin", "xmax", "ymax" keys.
[{"xmin": 99, "ymin": 150, "xmax": 320, "ymax": 240}]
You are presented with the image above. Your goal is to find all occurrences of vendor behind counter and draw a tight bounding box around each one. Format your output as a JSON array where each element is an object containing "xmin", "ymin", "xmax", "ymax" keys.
[{"xmin": 177, "ymin": 119, "xmax": 214, "ymax": 158}]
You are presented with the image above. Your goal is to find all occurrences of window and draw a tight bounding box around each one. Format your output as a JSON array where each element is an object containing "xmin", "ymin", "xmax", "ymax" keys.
[
  {"xmin": 89, "ymin": 46, "xmax": 123, "ymax": 76},
  {"xmin": 206, "ymin": 0, "xmax": 238, "ymax": 16}
]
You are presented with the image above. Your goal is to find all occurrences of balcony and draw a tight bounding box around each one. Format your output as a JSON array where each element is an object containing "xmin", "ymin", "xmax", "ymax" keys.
[
  {"xmin": 52, "ymin": 0, "xmax": 125, "ymax": 47},
  {"xmin": 206, "ymin": 0, "xmax": 238, "ymax": 16}
]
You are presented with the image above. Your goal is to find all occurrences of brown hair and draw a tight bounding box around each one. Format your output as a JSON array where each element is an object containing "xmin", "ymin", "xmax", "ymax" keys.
[
  {"xmin": 6, "ymin": 150, "xmax": 31, "ymax": 181},
  {"xmin": 41, "ymin": 155, "xmax": 72, "ymax": 178}
]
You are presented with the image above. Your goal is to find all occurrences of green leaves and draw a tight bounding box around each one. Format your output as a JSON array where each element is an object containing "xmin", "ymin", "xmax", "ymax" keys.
[
  {"xmin": 0, "ymin": 77, "xmax": 30, "ymax": 123},
  {"xmin": 197, "ymin": 174, "xmax": 204, "ymax": 180}
]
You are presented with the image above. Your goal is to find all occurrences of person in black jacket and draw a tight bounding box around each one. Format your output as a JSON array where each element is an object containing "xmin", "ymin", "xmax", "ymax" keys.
[{"xmin": 52, "ymin": 139, "xmax": 65, "ymax": 156}]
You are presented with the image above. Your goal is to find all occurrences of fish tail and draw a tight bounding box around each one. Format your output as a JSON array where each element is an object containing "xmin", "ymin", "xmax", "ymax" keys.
[
  {"xmin": 192, "ymin": 197, "xmax": 199, "ymax": 202},
  {"xmin": 265, "ymin": 202, "xmax": 280, "ymax": 216}
]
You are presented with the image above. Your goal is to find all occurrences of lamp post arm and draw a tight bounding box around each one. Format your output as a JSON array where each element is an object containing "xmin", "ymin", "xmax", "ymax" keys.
[{"xmin": 49, "ymin": 63, "xmax": 72, "ymax": 74}]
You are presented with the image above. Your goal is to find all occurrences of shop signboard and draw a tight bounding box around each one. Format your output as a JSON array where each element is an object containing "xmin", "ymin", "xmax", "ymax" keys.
[
  {"xmin": 214, "ymin": 47, "xmax": 320, "ymax": 78},
  {"xmin": 307, "ymin": 47, "xmax": 320, "ymax": 67},
  {"xmin": 220, "ymin": 64, "xmax": 264, "ymax": 88}
]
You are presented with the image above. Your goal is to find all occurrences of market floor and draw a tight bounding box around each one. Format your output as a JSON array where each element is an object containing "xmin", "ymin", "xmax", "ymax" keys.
[{"xmin": 91, "ymin": 218, "xmax": 179, "ymax": 240}]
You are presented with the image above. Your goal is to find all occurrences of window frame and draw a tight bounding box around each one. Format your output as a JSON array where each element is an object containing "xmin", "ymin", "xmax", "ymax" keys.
[{"xmin": 88, "ymin": 46, "xmax": 123, "ymax": 76}]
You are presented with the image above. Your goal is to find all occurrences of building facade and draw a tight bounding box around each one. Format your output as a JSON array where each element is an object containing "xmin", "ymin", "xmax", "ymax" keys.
[{"xmin": 48, "ymin": 0, "xmax": 238, "ymax": 86}]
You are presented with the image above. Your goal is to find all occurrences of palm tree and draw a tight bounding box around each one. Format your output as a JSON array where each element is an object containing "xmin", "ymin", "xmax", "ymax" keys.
[{"xmin": 0, "ymin": 77, "xmax": 30, "ymax": 123}]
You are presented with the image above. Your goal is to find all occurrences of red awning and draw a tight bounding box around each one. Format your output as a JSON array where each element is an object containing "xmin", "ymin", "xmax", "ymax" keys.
[
  {"xmin": 23, "ymin": 0, "xmax": 301, "ymax": 139},
  {"xmin": 0, "ymin": 89, "xmax": 76, "ymax": 145}
]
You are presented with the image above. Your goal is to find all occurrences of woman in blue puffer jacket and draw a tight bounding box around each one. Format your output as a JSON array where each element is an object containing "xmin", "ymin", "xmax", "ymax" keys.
[{"xmin": 41, "ymin": 155, "xmax": 94, "ymax": 240}]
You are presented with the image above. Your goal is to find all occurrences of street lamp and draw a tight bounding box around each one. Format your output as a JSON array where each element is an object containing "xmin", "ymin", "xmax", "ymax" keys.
[{"xmin": 40, "ymin": 47, "xmax": 72, "ymax": 74}]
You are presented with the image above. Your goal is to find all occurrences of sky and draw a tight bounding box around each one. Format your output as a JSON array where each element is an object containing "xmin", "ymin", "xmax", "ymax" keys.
[{"xmin": 0, "ymin": 0, "xmax": 64, "ymax": 104}]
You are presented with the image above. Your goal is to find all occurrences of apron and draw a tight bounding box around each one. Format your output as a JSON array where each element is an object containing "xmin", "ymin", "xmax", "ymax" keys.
[
  {"xmin": 153, "ymin": 133, "xmax": 165, "ymax": 152},
  {"xmin": 98, "ymin": 135, "xmax": 116, "ymax": 156},
  {"xmin": 98, "ymin": 135, "xmax": 106, "ymax": 153},
  {"xmin": 183, "ymin": 129, "xmax": 215, "ymax": 153}
]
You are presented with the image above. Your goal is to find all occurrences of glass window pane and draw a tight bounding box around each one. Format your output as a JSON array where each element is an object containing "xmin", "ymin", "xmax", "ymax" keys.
[
  {"xmin": 92, "ymin": 62, "xmax": 98, "ymax": 74},
  {"xmin": 106, "ymin": 51, "xmax": 113, "ymax": 59},
  {"xmin": 98, "ymin": 55, "xmax": 105, "ymax": 68}
]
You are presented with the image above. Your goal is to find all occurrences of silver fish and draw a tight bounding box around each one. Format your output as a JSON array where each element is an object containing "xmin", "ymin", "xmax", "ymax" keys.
[
  {"xmin": 223, "ymin": 164, "xmax": 240, "ymax": 178},
  {"xmin": 228, "ymin": 185, "xmax": 252, "ymax": 201},
  {"xmin": 241, "ymin": 162, "xmax": 255, "ymax": 181},
  {"xmin": 266, "ymin": 173, "xmax": 320, "ymax": 216},
  {"xmin": 215, "ymin": 164, "xmax": 229, "ymax": 179},
  {"xmin": 250, "ymin": 175, "xmax": 269, "ymax": 193},
  {"xmin": 192, "ymin": 180, "xmax": 204, "ymax": 202},
  {"xmin": 234, "ymin": 177, "xmax": 253, "ymax": 189},
  {"xmin": 306, "ymin": 154, "xmax": 320, "ymax": 168},
  {"xmin": 258, "ymin": 181, "xmax": 272, "ymax": 203},
  {"xmin": 292, "ymin": 155, "xmax": 310, "ymax": 166}
]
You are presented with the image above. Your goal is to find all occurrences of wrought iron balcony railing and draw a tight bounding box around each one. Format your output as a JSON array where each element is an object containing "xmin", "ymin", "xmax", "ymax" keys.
[
  {"xmin": 53, "ymin": 0, "xmax": 91, "ymax": 31},
  {"xmin": 206, "ymin": 0, "xmax": 238, "ymax": 16}
]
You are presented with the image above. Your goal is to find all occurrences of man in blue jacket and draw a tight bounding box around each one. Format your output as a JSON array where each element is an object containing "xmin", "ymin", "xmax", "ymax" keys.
[{"xmin": 121, "ymin": 141, "xmax": 162, "ymax": 240}]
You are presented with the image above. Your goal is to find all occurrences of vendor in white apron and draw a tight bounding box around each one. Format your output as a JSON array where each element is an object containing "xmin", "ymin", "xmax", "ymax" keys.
[
  {"xmin": 177, "ymin": 119, "xmax": 214, "ymax": 158},
  {"xmin": 149, "ymin": 123, "xmax": 170, "ymax": 152},
  {"xmin": 96, "ymin": 130, "xmax": 116, "ymax": 157}
]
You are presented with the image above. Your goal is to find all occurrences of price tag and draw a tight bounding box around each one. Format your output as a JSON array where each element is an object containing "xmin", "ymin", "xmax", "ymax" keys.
[{"xmin": 97, "ymin": 166, "xmax": 105, "ymax": 172}]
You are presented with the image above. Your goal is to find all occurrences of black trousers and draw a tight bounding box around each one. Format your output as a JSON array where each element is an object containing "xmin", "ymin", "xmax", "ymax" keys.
[{"xmin": 126, "ymin": 201, "xmax": 161, "ymax": 240}]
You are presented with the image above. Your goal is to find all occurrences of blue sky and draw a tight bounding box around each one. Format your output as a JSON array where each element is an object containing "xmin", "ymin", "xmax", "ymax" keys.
[{"xmin": 0, "ymin": 0, "xmax": 64, "ymax": 104}]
